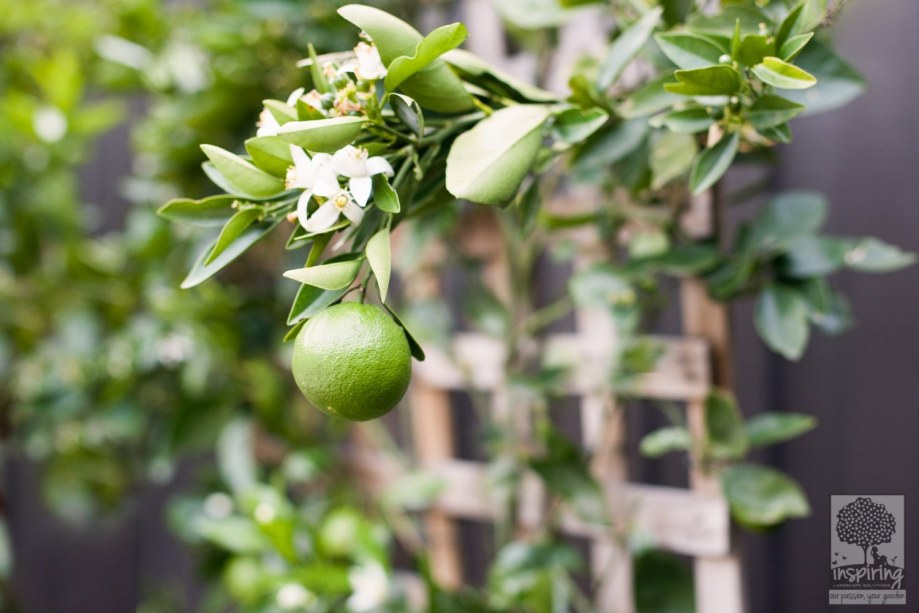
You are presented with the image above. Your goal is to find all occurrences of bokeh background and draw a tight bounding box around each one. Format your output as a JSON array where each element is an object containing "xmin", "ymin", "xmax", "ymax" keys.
[{"xmin": 2, "ymin": 0, "xmax": 917, "ymax": 612}]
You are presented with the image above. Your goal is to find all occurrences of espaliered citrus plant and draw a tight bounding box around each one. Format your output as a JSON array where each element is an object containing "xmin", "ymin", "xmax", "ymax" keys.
[{"xmin": 158, "ymin": 0, "xmax": 913, "ymax": 608}]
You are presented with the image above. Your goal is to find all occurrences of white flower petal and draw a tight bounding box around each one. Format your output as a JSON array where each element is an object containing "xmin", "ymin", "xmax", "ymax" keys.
[
  {"xmin": 365, "ymin": 156, "xmax": 393, "ymax": 177},
  {"xmin": 349, "ymin": 176, "xmax": 372, "ymax": 207},
  {"xmin": 289, "ymin": 144, "xmax": 311, "ymax": 170},
  {"xmin": 305, "ymin": 201, "xmax": 340, "ymax": 232},
  {"xmin": 341, "ymin": 201, "xmax": 365, "ymax": 225},
  {"xmin": 314, "ymin": 168, "xmax": 342, "ymax": 198},
  {"xmin": 331, "ymin": 145, "xmax": 367, "ymax": 178},
  {"xmin": 312, "ymin": 152, "xmax": 333, "ymax": 167},
  {"xmin": 285, "ymin": 87, "xmax": 305, "ymax": 107},
  {"xmin": 296, "ymin": 189, "xmax": 313, "ymax": 229}
]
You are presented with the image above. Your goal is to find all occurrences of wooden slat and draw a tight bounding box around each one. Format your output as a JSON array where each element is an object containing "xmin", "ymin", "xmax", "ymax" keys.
[
  {"xmin": 351, "ymin": 454, "xmax": 729, "ymax": 558},
  {"xmin": 414, "ymin": 333, "xmax": 710, "ymax": 401}
]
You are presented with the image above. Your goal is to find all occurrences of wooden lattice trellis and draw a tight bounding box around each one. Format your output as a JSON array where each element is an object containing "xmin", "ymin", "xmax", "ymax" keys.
[{"xmin": 351, "ymin": 3, "xmax": 746, "ymax": 611}]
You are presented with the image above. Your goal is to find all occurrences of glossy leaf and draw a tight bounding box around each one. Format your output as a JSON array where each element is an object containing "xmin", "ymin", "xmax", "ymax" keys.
[
  {"xmin": 372, "ymin": 174, "xmax": 401, "ymax": 213},
  {"xmin": 752, "ymin": 56, "xmax": 817, "ymax": 90},
  {"xmin": 206, "ymin": 208, "xmax": 262, "ymax": 265},
  {"xmin": 655, "ymin": 32, "xmax": 723, "ymax": 70},
  {"xmin": 443, "ymin": 49, "xmax": 559, "ymax": 103},
  {"xmin": 745, "ymin": 412, "xmax": 816, "ymax": 448},
  {"xmin": 639, "ymin": 426, "xmax": 690, "ymax": 458},
  {"xmin": 597, "ymin": 8, "xmax": 662, "ymax": 89},
  {"xmin": 754, "ymin": 283, "xmax": 810, "ymax": 360},
  {"xmin": 277, "ymin": 117, "xmax": 366, "ymax": 154},
  {"xmin": 747, "ymin": 95, "xmax": 805, "ymax": 129},
  {"xmin": 283, "ymin": 258, "xmax": 362, "ymax": 290},
  {"xmin": 705, "ymin": 390, "xmax": 748, "ymax": 460},
  {"xmin": 664, "ymin": 65, "xmax": 741, "ymax": 96},
  {"xmin": 722, "ymin": 462, "xmax": 810, "ymax": 527},
  {"xmin": 689, "ymin": 131, "xmax": 739, "ymax": 195},
  {"xmin": 735, "ymin": 34, "xmax": 774, "ymax": 67},
  {"xmin": 551, "ymin": 107, "xmax": 609, "ymax": 144},
  {"xmin": 200, "ymin": 144, "xmax": 285, "ymax": 197},
  {"xmin": 746, "ymin": 191, "xmax": 827, "ymax": 254},
  {"xmin": 384, "ymin": 22, "xmax": 468, "ymax": 92},
  {"xmin": 384, "ymin": 304, "xmax": 426, "ymax": 361},
  {"xmin": 446, "ymin": 104, "xmax": 552, "ymax": 205},
  {"xmin": 244, "ymin": 135, "xmax": 293, "ymax": 177},
  {"xmin": 619, "ymin": 74, "xmax": 684, "ymax": 118},
  {"xmin": 844, "ymin": 238, "xmax": 916, "ymax": 273},
  {"xmin": 390, "ymin": 93, "xmax": 423, "ymax": 139},
  {"xmin": 657, "ymin": 107, "xmax": 714, "ymax": 133},
  {"xmin": 781, "ymin": 41, "xmax": 864, "ymax": 114},
  {"xmin": 650, "ymin": 131, "xmax": 696, "ymax": 188},
  {"xmin": 181, "ymin": 218, "xmax": 281, "ymax": 289},
  {"xmin": 366, "ymin": 227, "xmax": 391, "ymax": 303},
  {"xmin": 781, "ymin": 235, "xmax": 849, "ymax": 277},
  {"xmin": 157, "ymin": 195, "xmax": 237, "ymax": 228},
  {"xmin": 780, "ymin": 32, "xmax": 813, "ymax": 61}
]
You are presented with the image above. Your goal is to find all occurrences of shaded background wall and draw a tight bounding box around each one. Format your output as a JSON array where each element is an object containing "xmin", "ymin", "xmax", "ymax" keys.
[{"xmin": 8, "ymin": 1, "xmax": 919, "ymax": 611}]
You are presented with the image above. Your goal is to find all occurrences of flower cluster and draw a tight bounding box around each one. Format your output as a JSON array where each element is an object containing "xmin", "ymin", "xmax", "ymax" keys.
[{"xmin": 286, "ymin": 144, "xmax": 393, "ymax": 232}]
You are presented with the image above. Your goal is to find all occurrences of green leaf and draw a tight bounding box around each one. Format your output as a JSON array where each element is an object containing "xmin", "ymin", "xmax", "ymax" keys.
[
  {"xmin": 283, "ymin": 258, "xmax": 363, "ymax": 290},
  {"xmin": 759, "ymin": 122, "xmax": 792, "ymax": 143},
  {"xmin": 157, "ymin": 195, "xmax": 237, "ymax": 228},
  {"xmin": 721, "ymin": 462, "xmax": 810, "ymax": 528},
  {"xmin": 572, "ymin": 118, "xmax": 649, "ymax": 174},
  {"xmin": 569, "ymin": 263, "xmax": 633, "ymax": 309},
  {"xmin": 798, "ymin": 279, "xmax": 852, "ymax": 335},
  {"xmin": 781, "ymin": 41, "xmax": 864, "ymax": 114},
  {"xmin": 443, "ymin": 49, "xmax": 559, "ymax": 104},
  {"xmin": 193, "ymin": 516, "xmax": 268, "ymax": 554},
  {"xmin": 390, "ymin": 93, "xmax": 423, "ymax": 139},
  {"xmin": 551, "ymin": 107, "xmax": 609, "ymax": 144},
  {"xmin": 844, "ymin": 238, "xmax": 916, "ymax": 273},
  {"xmin": 754, "ymin": 283, "xmax": 810, "ymax": 360},
  {"xmin": 306, "ymin": 43, "xmax": 330, "ymax": 94},
  {"xmin": 446, "ymin": 105, "xmax": 552, "ymax": 205},
  {"xmin": 263, "ymin": 99, "xmax": 298, "ymax": 123},
  {"xmin": 780, "ymin": 32, "xmax": 813, "ymax": 61},
  {"xmin": 776, "ymin": 0, "xmax": 825, "ymax": 49},
  {"xmin": 277, "ymin": 117, "xmax": 366, "ymax": 154},
  {"xmin": 287, "ymin": 284, "xmax": 350, "ymax": 326},
  {"xmin": 705, "ymin": 390, "xmax": 748, "ymax": 460},
  {"xmin": 745, "ymin": 412, "xmax": 816, "ymax": 448},
  {"xmin": 366, "ymin": 227, "xmax": 392, "ymax": 303},
  {"xmin": 689, "ymin": 131, "xmax": 739, "ymax": 195},
  {"xmin": 747, "ymin": 95, "xmax": 805, "ymax": 130},
  {"xmin": 664, "ymin": 65, "xmax": 741, "ymax": 96},
  {"xmin": 619, "ymin": 74, "xmax": 684, "ymax": 118},
  {"xmin": 597, "ymin": 8, "xmax": 663, "ymax": 89},
  {"xmin": 384, "ymin": 304, "xmax": 426, "ymax": 361},
  {"xmin": 735, "ymin": 34, "xmax": 774, "ymax": 67},
  {"xmin": 200, "ymin": 145, "xmax": 285, "ymax": 198},
  {"xmin": 780, "ymin": 235, "xmax": 849, "ymax": 277},
  {"xmin": 181, "ymin": 219, "xmax": 282, "ymax": 289},
  {"xmin": 492, "ymin": 0, "xmax": 582, "ymax": 29},
  {"xmin": 372, "ymin": 174, "xmax": 401, "ymax": 213},
  {"xmin": 654, "ymin": 32, "xmax": 724, "ymax": 70},
  {"xmin": 746, "ymin": 191, "xmax": 827, "ymax": 254},
  {"xmin": 752, "ymin": 56, "xmax": 816, "ymax": 90},
  {"xmin": 634, "ymin": 550, "xmax": 694, "ymax": 613},
  {"xmin": 530, "ymin": 425, "xmax": 603, "ymax": 522},
  {"xmin": 639, "ymin": 426, "xmax": 690, "ymax": 458},
  {"xmin": 657, "ymin": 107, "xmax": 714, "ymax": 133},
  {"xmin": 338, "ymin": 4, "xmax": 474, "ymax": 113},
  {"xmin": 650, "ymin": 131, "xmax": 697, "ymax": 188},
  {"xmin": 638, "ymin": 243, "xmax": 721, "ymax": 276},
  {"xmin": 244, "ymin": 136, "xmax": 293, "ymax": 177},
  {"xmin": 384, "ymin": 23, "xmax": 468, "ymax": 92},
  {"xmin": 206, "ymin": 208, "xmax": 263, "ymax": 265}
]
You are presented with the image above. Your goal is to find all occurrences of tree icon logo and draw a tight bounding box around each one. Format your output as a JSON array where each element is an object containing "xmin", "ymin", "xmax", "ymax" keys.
[
  {"xmin": 836, "ymin": 497, "xmax": 897, "ymax": 566},
  {"xmin": 830, "ymin": 494, "xmax": 905, "ymax": 605}
]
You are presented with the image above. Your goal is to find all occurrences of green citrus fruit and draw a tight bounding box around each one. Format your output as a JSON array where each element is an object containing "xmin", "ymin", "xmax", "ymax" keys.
[{"xmin": 291, "ymin": 302, "xmax": 411, "ymax": 421}]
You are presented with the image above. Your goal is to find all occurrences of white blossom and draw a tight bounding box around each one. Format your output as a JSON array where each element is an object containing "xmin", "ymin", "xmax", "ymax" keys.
[
  {"xmin": 346, "ymin": 563, "xmax": 389, "ymax": 612},
  {"xmin": 342, "ymin": 42, "xmax": 387, "ymax": 81},
  {"xmin": 330, "ymin": 145, "xmax": 394, "ymax": 207},
  {"xmin": 285, "ymin": 145, "xmax": 340, "ymax": 230},
  {"xmin": 277, "ymin": 583, "xmax": 316, "ymax": 610},
  {"xmin": 306, "ymin": 188, "xmax": 364, "ymax": 232}
]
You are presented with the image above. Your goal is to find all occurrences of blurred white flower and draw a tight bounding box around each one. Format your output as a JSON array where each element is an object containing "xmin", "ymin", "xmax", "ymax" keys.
[
  {"xmin": 286, "ymin": 87, "xmax": 306, "ymax": 106},
  {"xmin": 203, "ymin": 492, "xmax": 234, "ymax": 519},
  {"xmin": 347, "ymin": 563, "xmax": 389, "ymax": 612},
  {"xmin": 342, "ymin": 42, "xmax": 387, "ymax": 81},
  {"xmin": 306, "ymin": 188, "xmax": 364, "ymax": 232},
  {"xmin": 256, "ymin": 108, "xmax": 281, "ymax": 137},
  {"xmin": 285, "ymin": 145, "xmax": 340, "ymax": 230},
  {"xmin": 330, "ymin": 145, "xmax": 393, "ymax": 207},
  {"xmin": 33, "ymin": 106, "xmax": 68, "ymax": 143},
  {"xmin": 254, "ymin": 502, "xmax": 276, "ymax": 524},
  {"xmin": 276, "ymin": 583, "xmax": 316, "ymax": 610}
]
